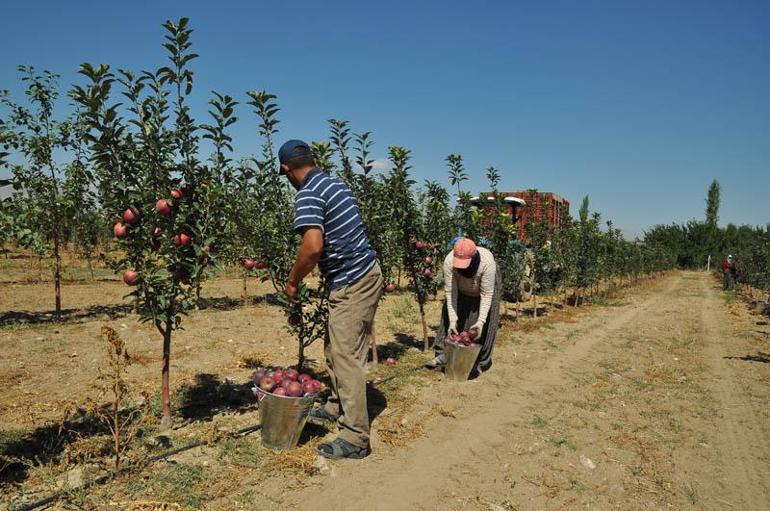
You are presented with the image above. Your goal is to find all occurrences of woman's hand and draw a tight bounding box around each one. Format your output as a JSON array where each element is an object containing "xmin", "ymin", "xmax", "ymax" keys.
[{"xmin": 469, "ymin": 321, "xmax": 484, "ymax": 339}]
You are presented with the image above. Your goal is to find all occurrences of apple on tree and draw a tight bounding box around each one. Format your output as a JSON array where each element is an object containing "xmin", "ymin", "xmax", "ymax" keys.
[
  {"xmin": 113, "ymin": 222, "xmax": 128, "ymax": 239},
  {"xmin": 122, "ymin": 207, "xmax": 141, "ymax": 226},
  {"xmin": 173, "ymin": 233, "xmax": 191, "ymax": 247},
  {"xmin": 155, "ymin": 199, "xmax": 173, "ymax": 216},
  {"xmin": 122, "ymin": 270, "xmax": 139, "ymax": 286}
]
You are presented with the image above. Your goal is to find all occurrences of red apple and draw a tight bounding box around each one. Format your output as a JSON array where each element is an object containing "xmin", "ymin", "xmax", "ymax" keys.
[
  {"xmin": 284, "ymin": 369, "xmax": 299, "ymax": 381},
  {"xmin": 422, "ymin": 268, "xmax": 433, "ymax": 278},
  {"xmin": 122, "ymin": 207, "xmax": 140, "ymax": 226},
  {"xmin": 286, "ymin": 381, "xmax": 303, "ymax": 397},
  {"xmin": 251, "ymin": 369, "xmax": 266, "ymax": 383},
  {"xmin": 113, "ymin": 222, "xmax": 128, "ymax": 239},
  {"xmin": 385, "ymin": 283, "xmax": 397, "ymax": 292},
  {"xmin": 173, "ymin": 233, "xmax": 191, "ymax": 247},
  {"xmin": 298, "ymin": 373, "xmax": 312, "ymax": 384},
  {"xmin": 254, "ymin": 260, "xmax": 267, "ymax": 270},
  {"xmin": 271, "ymin": 370, "xmax": 285, "ymax": 383},
  {"xmin": 122, "ymin": 270, "xmax": 139, "ymax": 286},
  {"xmin": 302, "ymin": 381, "xmax": 315, "ymax": 395},
  {"xmin": 415, "ymin": 240, "xmax": 426, "ymax": 250},
  {"xmin": 243, "ymin": 258, "xmax": 255, "ymax": 270},
  {"xmin": 170, "ymin": 188, "xmax": 183, "ymax": 200},
  {"xmin": 258, "ymin": 376, "xmax": 276, "ymax": 392},
  {"xmin": 156, "ymin": 199, "xmax": 173, "ymax": 216},
  {"xmin": 386, "ymin": 357, "xmax": 396, "ymax": 365},
  {"xmin": 273, "ymin": 386, "xmax": 287, "ymax": 396}
]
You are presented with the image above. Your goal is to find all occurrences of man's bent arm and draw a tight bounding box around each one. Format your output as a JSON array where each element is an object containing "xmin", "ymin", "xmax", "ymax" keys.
[{"xmin": 288, "ymin": 227, "xmax": 324, "ymax": 286}]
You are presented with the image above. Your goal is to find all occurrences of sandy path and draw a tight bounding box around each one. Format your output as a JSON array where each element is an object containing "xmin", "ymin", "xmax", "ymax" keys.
[
  {"xmin": 698, "ymin": 277, "xmax": 770, "ymax": 509},
  {"xmin": 272, "ymin": 272, "xmax": 769, "ymax": 511}
]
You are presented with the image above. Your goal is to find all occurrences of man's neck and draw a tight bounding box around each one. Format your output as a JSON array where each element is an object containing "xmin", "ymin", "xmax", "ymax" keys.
[{"xmin": 295, "ymin": 166, "xmax": 317, "ymax": 186}]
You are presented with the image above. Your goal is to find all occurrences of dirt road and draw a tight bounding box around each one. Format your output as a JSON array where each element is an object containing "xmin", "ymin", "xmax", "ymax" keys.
[{"xmin": 277, "ymin": 272, "xmax": 769, "ymax": 510}]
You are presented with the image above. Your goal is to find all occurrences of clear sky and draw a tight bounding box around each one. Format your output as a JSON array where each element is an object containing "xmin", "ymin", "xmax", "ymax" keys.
[{"xmin": 1, "ymin": 0, "xmax": 768, "ymax": 237}]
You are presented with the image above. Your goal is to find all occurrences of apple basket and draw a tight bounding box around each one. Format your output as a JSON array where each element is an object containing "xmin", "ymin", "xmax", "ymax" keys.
[
  {"xmin": 444, "ymin": 338, "xmax": 481, "ymax": 381},
  {"xmin": 254, "ymin": 387, "xmax": 316, "ymax": 450}
]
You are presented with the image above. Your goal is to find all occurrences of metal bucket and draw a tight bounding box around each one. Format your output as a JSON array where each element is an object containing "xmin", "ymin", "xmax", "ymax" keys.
[
  {"xmin": 256, "ymin": 390, "xmax": 315, "ymax": 450},
  {"xmin": 444, "ymin": 341, "xmax": 481, "ymax": 381}
]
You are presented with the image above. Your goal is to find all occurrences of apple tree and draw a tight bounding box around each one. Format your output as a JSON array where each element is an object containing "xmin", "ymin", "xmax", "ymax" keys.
[
  {"xmin": 73, "ymin": 18, "xmax": 225, "ymax": 427},
  {"xmin": 0, "ymin": 66, "xmax": 95, "ymax": 314},
  {"xmin": 384, "ymin": 146, "xmax": 441, "ymax": 349}
]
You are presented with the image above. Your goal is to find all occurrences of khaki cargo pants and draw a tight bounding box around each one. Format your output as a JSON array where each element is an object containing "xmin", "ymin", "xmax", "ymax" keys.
[{"xmin": 323, "ymin": 263, "xmax": 383, "ymax": 448}]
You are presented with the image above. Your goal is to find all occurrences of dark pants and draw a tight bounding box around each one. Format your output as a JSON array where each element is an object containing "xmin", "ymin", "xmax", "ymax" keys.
[
  {"xmin": 434, "ymin": 270, "xmax": 502, "ymax": 376},
  {"xmin": 723, "ymin": 271, "xmax": 735, "ymax": 290}
]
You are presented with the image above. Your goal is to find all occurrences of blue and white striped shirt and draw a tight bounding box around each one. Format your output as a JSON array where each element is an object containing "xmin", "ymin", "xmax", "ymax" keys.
[{"xmin": 293, "ymin": 169, "xmax": 377, "ymax": 290}]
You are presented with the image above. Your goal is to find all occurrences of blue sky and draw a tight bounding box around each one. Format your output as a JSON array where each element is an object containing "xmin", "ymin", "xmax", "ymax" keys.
[{"xmin": 1, "ymin": 0, "xmax": 768, "ymax": 237}]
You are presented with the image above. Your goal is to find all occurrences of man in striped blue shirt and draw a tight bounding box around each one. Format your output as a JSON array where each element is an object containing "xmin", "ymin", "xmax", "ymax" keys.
[{"xmin": 280, "ymin": 140, "xmax": 383, "ymax": 459}]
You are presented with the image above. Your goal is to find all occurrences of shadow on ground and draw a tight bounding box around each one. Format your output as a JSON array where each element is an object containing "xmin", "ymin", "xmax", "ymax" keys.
[
  {"xmin": 393, "ymin": 332, "xmax": 429, "ymax": 351},
  {"xmin": 724, "ymin": 352, "xmax": 770, "ymax": 364},
  {"xmin": 0, "ymin": 406, "xmax": 143, "ymax": 485},
  {"xmin": 0, "ymin": 304, "xmax": 133, "ymax": 327},
  {"xmin": 175, "ymin": 373, "xmax": 258, "ymax": 422},
  {"xmin": 0, "ymin": 293, "xmax": 284, "ymax": 328}
]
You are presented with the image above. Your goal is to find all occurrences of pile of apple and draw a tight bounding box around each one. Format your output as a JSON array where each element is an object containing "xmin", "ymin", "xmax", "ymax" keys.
[
  {"xmin": 447, "ymin": 330, "xmax": 479, "ymax": 347},
  {"xmin": 250, "ymin": 367, "xmax": 322, "ymax": 398}
]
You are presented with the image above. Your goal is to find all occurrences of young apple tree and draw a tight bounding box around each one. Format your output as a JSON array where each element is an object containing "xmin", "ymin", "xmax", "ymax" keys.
[
  {"xmin": 384, "ymin": 146, "xmax": 440, "ymax": 350},
  {"xmin": 74, "ymin": 18, "xmax": 223, "ymax": 427},
  {"xmin": 0, "ymin": 66, "xmax": 95, "ymax": 315},
  {"xmin": 242, "ymin": 91, "xmax": 328, "ymax": 369}
]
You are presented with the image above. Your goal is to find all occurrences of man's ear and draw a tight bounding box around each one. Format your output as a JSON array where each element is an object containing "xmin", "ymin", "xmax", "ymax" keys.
[{"xmin": 280, "ymin": 163, "xmax": 290, "ymax": 174}]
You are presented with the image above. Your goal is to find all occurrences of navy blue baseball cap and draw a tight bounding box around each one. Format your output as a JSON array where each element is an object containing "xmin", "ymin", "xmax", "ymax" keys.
[{"xmin": 278, "ymin": 139, "xmax": 313, "ymax": 167}]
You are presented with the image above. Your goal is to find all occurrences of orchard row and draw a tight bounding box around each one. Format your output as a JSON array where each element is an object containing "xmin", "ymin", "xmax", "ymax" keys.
[{"xmin": 4, "ymin": 18, "xmax": 765, "ymax": 427}]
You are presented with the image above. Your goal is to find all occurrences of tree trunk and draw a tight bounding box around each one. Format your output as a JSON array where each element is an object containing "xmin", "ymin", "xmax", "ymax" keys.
[
  {"xmin": 160, "ymin": 323, "xmax": 173, "ymax": 430},
  {"xmin": 298, "ymin": 341, "xmax": 305, "ymax": 370},
  {"xmin": 370, "ymin": 323, "xmax": 378, "ymax": 366},
  {"xmin": 419, "ymin": 303, "xmax": 429, "ymax": 351},
  {"xmin": 113, "ymin": 358, "xmax": 122, "ymax": 472},
  {"xmin": 532, "ymin": 293, "xmax": 538, "ymax": 319},
  {"xmin": 195, "ymin": 280, "xmax": 202, "ymax": 309},
  {"xmin": 242, "ymin": 275, "xmax": 248, "ymax": 306},
  {"xmin": 515, "ymin": 300, "xmax": 520, "ymax": 322},
  {"xmin": 53, "ymin": 234, "xmax": 62, "ymax": 317}
]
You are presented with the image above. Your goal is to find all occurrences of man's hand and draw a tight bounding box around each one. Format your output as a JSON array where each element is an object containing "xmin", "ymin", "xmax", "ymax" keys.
[
  {"xmin": 469, "ymin": 321, "xmax": 484, "ymax": 339},
  {"xmin": 448, "ymin": 322, "xmax": 459, "ymax": 336},
  {"xmin": 284, "ymin": 280, "xmax": 299, "ymax": 304}
]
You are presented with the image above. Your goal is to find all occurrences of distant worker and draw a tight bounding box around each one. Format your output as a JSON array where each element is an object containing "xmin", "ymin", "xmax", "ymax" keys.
[
  {"xmin": 722, "ymin": 255, "xmax": 736, "ymax": 290},
  {"xmin": 426, "ymin": 238, "xmax": 502, "ymax": 377}
]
